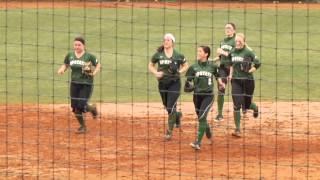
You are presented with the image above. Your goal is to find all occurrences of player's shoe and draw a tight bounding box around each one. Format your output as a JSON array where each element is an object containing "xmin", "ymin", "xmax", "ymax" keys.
[
  {"xmin": 90, "ymin": 104, "xmax": 98, "ymax": 119},
  {"xmin": 242, "ymin": 109, "xmax": 247, "ymax": 115},
  {"xmin": 76, "ymin": 126, "xmax": 87, "ymax": 134},
  {"xmin": 231, "ymin": 129, "xmax": 241, "ymax": 138},
  {"xmin": 214, "ymin": 114, "xmax": 223, "ymax": 122},
  {"xmin": 190, "ymin": 141, "xmax": 201, "ymax": 150},
  {"xmin": 205, "ymin": 125, "xmax": 212, "ymax": 139},
  {"xmin": 175, "ymin": 112, "xmax": 182, "ymax": 128},
  {"xmin": 164, "ymin": 130, "xmax": 172, "ymax": 141},
  {"xmin": 253, "ymin": 106, "xmax": 259, "ymax": 118}
]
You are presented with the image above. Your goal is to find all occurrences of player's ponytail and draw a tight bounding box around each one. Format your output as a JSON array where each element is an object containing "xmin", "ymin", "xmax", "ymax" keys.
[{"xmin": 157, "ymin": 45, "xmax": 164, "ymax": 53}]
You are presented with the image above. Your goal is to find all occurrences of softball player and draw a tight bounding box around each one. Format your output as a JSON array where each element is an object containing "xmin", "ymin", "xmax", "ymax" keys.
[
  {"xmin": 57, "ymin": 36, "xmax": 101, "ymax": 134},
  {"xmin": 185, "ymin": 46, "xmax": 221, "ymax": 150},
  {"xmin": 148, "ymin": 33, "xmax": 189, "ymax": 140},
  {"xmin": 229, "ymin": 33, "xmax": 261, "ymax": 137},
  {"xmin": 215, "ymin": 23, "xmax": 236, "ymax": 122}
]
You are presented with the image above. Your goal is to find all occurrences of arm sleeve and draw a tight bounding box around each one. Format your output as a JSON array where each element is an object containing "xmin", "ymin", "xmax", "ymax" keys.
[
  {"xmin": 251, "ymin": 52, "xmax": 261, "ymax": 69},
  {"xmin": 180, "ymin": 54, "xmax": 187, "ymax": 64},
  {"xmin": 185, "ymin": 65, "xmax": 195, "ymax": 81},
  {"xmin": 151, "ymin": 53, "xmax": 158, "ymax": 64},
  {"xmin": 90, "ymin": 54, "xmax": 99, "ymax": 66},
  {"xmin": 64, "ymin": 54, "xmax": 70, "ymax": 65}
]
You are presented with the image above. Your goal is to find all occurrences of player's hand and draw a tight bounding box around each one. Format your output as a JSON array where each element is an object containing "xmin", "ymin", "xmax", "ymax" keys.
[
  {"xmin": 219, "ymin": 82, "xmax": 226, "ymax": 90},
  {"xmin": 57, "ymin": 69, "xmax": 65, "ymax": 75},
  {"xmin": 217, "ymin": 48, "xmax": 227, "ymax": 56},
  {"xmin": 155, "ymin": 71, "xmax": 164, "ymax": 79},
  {"xmin": 227, "ymin": 74, "xmax": 232, "ymax": 81},
  {"xmin": 248, "ymin": 67, "xmax": 256, "ymax": 73}
]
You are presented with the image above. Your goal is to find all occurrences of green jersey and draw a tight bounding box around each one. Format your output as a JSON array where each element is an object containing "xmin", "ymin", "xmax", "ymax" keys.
[
  {"xmin": 219, "ymin": 35, "xmax": 235, "ymax": 67},
  {"xmin": 186, "ymin": 61, "xmax": 219, "ymax": 93},
  {"xmin": 151, "ymin": 49, "xmax": 186, "ymax": 83},
  {"xmin": 230, "ymin": 46, "xmax": 261, "ymax": 80},
  {"xmin": 64, "ymin": 51, "xmax": 98, "ymax": 84}
]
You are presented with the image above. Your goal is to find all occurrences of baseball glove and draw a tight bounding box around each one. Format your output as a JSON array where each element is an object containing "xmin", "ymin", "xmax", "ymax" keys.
[
  {"xmin": 240, "ymin": 56, "xmax": 253, "ymax": 73},
  {"xmin": 82, "ymin": 61, "xmax": 94, "ymax": 76},
  {"xmin": 168, "ymin": 61, "xmax": 179, "ymax": 74},
  {"xmin": 184, "ymin": 81, "xmax": 194, "ymax": 93}
]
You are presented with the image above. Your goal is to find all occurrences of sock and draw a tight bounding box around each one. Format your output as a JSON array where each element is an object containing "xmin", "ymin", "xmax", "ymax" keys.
[
  {"xmin": 197, "ymin": 118, "xmax": 207, "ymax": 144},
  {"xmin": 217, "ymin": 95, "xmax": 224, "ymax": 115},
  {"xmin": 176, "ymin": 111, "xmax": 182, "ymax": 124},
  {"xmin": 249, "ymin": 103, "xmax": 257, "ymax": 111},
  {"xmin": 75, "ymin": 112, "xmax": 85, "ymax": 128},
  {"xmin": 234, "ymin": 111, "xmax": 241, "ymax": 130},
  {"xmin": 168, "ymin": 113, "xmax": 176, "ymax": 133}
]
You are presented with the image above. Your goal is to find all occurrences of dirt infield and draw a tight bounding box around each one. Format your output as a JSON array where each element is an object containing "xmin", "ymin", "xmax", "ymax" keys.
[{"xmin": 0, "ymin": 102, "xmax": 319, "ymax": 179}]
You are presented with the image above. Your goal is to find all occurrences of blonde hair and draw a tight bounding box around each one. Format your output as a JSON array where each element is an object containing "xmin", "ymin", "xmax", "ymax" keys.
[{"xmin": 236, "ymin": 33, "xmax": 251, "ymax": 49}]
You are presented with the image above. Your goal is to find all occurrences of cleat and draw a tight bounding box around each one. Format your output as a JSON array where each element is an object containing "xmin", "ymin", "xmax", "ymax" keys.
[
  {"xmin": 214, "ymin": 114, "xmax": 224, "ymax": 122},
  {"xmin": 164, "ymin": 130, "xmax": 172, "ymax": 140},
  {"xmin": 253, "ymin": 106, "xmax": 259, "ymax": 118},
  {"xmin": 76, "ymin": 126, "xmax": 87, "ymax": 134},
  {"xmin": 190, "ymin": 141, "xmax": 201, "ymax": 150},
  {"xmin": 231, "ymin": 129, "xmax": 241, "ymax": 138},
  {"xmin": 175, "ymin": 112, "xmax": 182, "ymax": 128},
  {"xmin": 205, "ymin": 125, "xmax": 212, "ymax": 139}
]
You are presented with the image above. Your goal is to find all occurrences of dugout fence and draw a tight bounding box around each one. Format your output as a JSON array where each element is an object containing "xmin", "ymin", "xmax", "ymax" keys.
[{"xmin": 0, "ymin": 0, "xmax": 320, "ymax": 179}]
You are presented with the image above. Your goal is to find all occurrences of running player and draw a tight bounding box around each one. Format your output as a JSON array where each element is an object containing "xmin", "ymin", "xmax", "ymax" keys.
[
  {"xmin": 185, "ymin": 45, "xmax": 222, "ymax": 150},
  {"xmin": 148, "ymin": 33, "xmax": 189, "ymax": 140},
  {"xmin": 57, "ymin": 36, "xmax": 101, "ymax": 134},
  {"xmin": 215, "ymin": 23, "xmax": 236, "ymax": 122},
  {"xmin": 229, "ymin": 33, "xmax": 261, "ymax": 137}
]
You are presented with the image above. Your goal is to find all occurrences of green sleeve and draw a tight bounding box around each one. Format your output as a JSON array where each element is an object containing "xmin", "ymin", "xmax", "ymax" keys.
[
  {"xmin": 64, "ymin": 53, "xmax": 70, "ymax": 65},
  {"xmin": 90, "ymin": 54, "xmax": 98, "ymax": 66},
  {"xmin": 151, "ymin": 52, "xmax": 159, "ymax": 64},
  {"xmin": 251, "ymin": 52, "xmax": 261, "ymax": 69},
  {"xmin": 180, "ymin": 54, "xmax": 187, "ymax": 64},
  {"xmin": 185, "ymin": 65, "xmax": 195, "ymax": 81}
]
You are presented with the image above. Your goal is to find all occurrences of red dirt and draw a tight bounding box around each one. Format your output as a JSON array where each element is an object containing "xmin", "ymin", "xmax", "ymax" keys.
[{"xmin": 0, "ymin": 102, "xmax": 319, "ymax": 179}]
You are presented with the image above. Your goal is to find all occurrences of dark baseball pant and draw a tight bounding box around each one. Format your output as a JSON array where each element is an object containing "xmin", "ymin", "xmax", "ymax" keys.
[
  {"xmin": 231, "ymin": 78, "xmax": 255, "ymax": 111},
  {"xmin": 70, "ymin": 82, "xmax": 93, "ymax": 113}
]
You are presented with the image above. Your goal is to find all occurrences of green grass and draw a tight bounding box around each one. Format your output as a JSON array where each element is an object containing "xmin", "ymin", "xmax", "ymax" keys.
[{"xmin": 0, "ymin": 7, "xmax": 320, "ymax": 104}]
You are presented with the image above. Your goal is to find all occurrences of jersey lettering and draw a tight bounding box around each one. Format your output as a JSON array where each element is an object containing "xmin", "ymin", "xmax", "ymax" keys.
[
  {"xmin": 232, "ymin": 56, "xmax": 244, "ymax": 62},
  {"xmin": 195, "ymin": 71, "xmax": 212, "ymax": 78},
  {"xmin": 159, "ymin": 59, "xmax": 172, "ymax": 65},
  {"xmin": 221, "ymin": 44, "xmax": 233, "ymax": 51},
  {"xmin": 70, "ymin": 60, "xmax": 85, "ymax": 66}
]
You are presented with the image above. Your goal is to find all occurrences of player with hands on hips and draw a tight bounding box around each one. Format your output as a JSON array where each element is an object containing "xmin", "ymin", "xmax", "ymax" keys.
[
  {"xmin": 229, "ymin": 33, "xmax": 261, "ymax": 137},
  {"xmin": 57, "ymin": 36, "xmax": 101, "ymax": 134},
  {"xmin": 148, "ymin": 33, "xmax": 189, "ymax": 140},
  {"xmin": 185, "ymin": 46, "xmax": 222, "ymax": 150},
  {"xmin": 215, "ymin": 22, "xmax": 236, "ymax": 122}
]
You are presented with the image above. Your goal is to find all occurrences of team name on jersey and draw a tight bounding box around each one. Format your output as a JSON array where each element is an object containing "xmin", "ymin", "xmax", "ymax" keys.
[
  {"xmin": 195, "ymin": 71, "xmax": 212, "ymax": 78},
  {"xmin": 159, "ymin": 59, "xmax": 172, "ymax": 65},
  {"xmin": 70, "ymin": 60, "xmax": 85, "ymax": 66},
  {"xmin": 221, "ymin": 44, "xmax": 233, "ymax": 51},
  {"xmin": 232, "ymin": 56, "xmax": 244, "ymax": 62}
]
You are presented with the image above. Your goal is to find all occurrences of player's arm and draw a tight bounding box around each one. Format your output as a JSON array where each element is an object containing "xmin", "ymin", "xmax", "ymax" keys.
[
  {"xmin": 249, "ymin": 54, "xmax": 261, "ymax": 73},
  {"xmin": 92, "ymin": 62, "xmax": 101, "ymax": 76},
  {"xmin": 57, "ymin": 64, "xmax": 69, "ymax": 75},
  {"xmin": 228, "ymin": 66, "xmax": 233, "ymax": 81},
  {"xmin": 148, "ymin": 62, "xmax": 163, "ymax": 79},
  {"xmin": 178, "ymin": 61, "xmax": 189, "ymax": 74}
]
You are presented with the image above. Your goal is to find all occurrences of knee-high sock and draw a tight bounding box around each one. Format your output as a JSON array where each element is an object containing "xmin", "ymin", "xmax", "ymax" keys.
[
  {"xmin": 168, "ymin": 113, "xmax": 176, "ymax": 133},
  {"xmin": 217, "ymin": 95, "xmax": 224, "ymax": 115},
  {"xmin": 197, "ymin": 118, "xmax": 207, "ymax": 144},
  {"xmin": 75, "ymin": 112, "xmax": 85, "ymax": 128},
  {"xmin": 249, "ymin": 103, "xmax": 257, "ymax": 111},
  {"xmin": 234, "ymin": 111, "xmax": 241, "ymax": 130}
]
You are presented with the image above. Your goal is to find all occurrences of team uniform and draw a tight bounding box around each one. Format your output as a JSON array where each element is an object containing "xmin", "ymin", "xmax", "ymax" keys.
[
  {"xmin": 151, "ymin": 49, "xmax": 186, "ymax": 138},
  {"xmin": 216, "ymin": 35, "xmax": 235, "ymax": 120},
  {"xmin": 230, "ymin": 46, "xmax": 261, "ymax": 136},
  {"xmin": 185, "ymin": 60, "xmax": 219, "ymax": 150},
  {"xmin": 64, "ymin": 51, "xmax": 99, "ymax": 132}
]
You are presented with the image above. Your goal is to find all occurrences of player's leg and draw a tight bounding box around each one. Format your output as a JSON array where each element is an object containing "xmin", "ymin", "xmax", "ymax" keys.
[
  {"xmin": 244, "ymin": 79, "xmax": 258, "ymax": 118},
  {"xmin": 76, "ymin": 84, "xmax": 93, "ymax": 133},
  {"xmin": 158, "ymin": 82, "xmax": 168, "ymax": 109},
  {"xmin": 164, "ymin": 80, "xmax": 181, "ymax": 140},
  {"xmin": 84, "ymin": 84, "xmax": 98, "ymax": 119},
  {"xmin": 216, "ymin": 68, "xmax": 228, "ymax": 121},
  {"xmin": 70, "ymin": 83, "xmax": 86, "ymax": 133},
  {"xmin": 231, "ymin": 79, "xmax": 243, "ymax": 137},
  {"xmin": 190, "ymin": 94, "xmax": 213, "ymax": 150}
]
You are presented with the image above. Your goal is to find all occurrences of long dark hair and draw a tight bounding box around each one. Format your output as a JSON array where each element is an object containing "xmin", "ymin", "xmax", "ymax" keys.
[
  {"xmin": 199, "ymin": 45, "xmax": 211, "ymax": 60},
  {"xmin": 227, "ymin": 22, "xmax": 236, "ymax": 30},
  {"xmin": 157, "ymin": 45, "xmax": 164, "ymax": 52}
]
